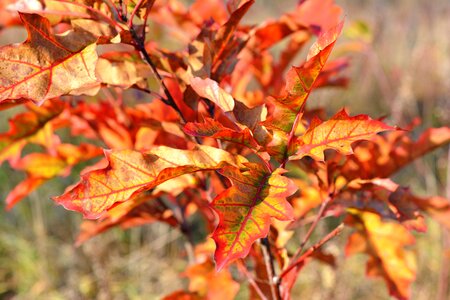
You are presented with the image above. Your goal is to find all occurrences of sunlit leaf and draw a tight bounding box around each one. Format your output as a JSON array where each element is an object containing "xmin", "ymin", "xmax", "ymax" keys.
[
  {"xmin": 212, "ymin": 163, "xmax": 296, "ymax": 270},
  {"xmin": 54, "ymin": 145, "xmax": 247, "ymax": 219},
  {"xmin": 183, "ymin": 258, "xmax": 240, "ymax": 300},
  {"xmin": 0, "ymin": 13, "xmax": 99, "ymax": 104},
  {"xmin": 262, "ymin": 21, "xmax": 344, "ymax": 134},
  {"xmin": 190, "ymin": 77, "xmax": 235, "ymax": 112},
  {"xmin": 292, "ymin": 109, "xmax": 394, "ymax": 161},
  {"xmin": 5, "ymin": 143, "xmax": 101, "ymax": 209},
  {"xmin": 345, "ymin": 211, "xmax": 416, "ymax": 300},
  {"xmin": 0, "ymin": 100, "xmax": 64, "ymax": 165},
  {"xmin": 184, "ymin": 118, "xmax": 259, "ymax": 148}
]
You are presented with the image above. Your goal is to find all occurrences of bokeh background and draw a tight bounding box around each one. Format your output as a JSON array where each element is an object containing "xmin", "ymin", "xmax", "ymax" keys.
[{"xmin": 0, "ymin": 0, "xmax": 449, "ymax": 299}]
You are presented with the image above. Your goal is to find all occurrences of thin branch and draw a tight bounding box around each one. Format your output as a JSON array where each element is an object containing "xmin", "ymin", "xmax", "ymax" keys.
[
  {"xmin": 237, "ymin": 260, "xmax": 268, "ymax": 300},
  {"xmin": 128, "ymin": 0, "xmax": 156, "ymax": 28},
  {"xmin": 288, "ymin": 194, "xmax": 333, "ymax": 265},
  {"xmin": 58, "ymin": 0, "xmax": 125, "ymax": 30},
  {"xmin": 261, "ymin": 237, "xmax": 282, "ymax": 300},
  {"xmin": 279, "ymin": 223, "xmax": 344, "ymax": 279}
]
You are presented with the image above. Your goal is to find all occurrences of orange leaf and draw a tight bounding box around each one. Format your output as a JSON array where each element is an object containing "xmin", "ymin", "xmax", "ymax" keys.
[
  {"xmin": 184, "ymin": 118, "xmax": 259, "ymax": 148},
  {"xmin": 0, "ymin": 100, "xmax": 64, "ymax": 165},
  {"xmin": 292, "ymin": 109, "xmax": 394, "ymax": 161},
  {"xmin": 5, "ymin": 143, "xmax": 101, "ymax": 210},
  {"xmin": 183, "ymin": 258, "xmax": 240, "ymax": 300},
  {"xmin": 263, "ymin": 21, "xmax": 344, "ymax": 133},
  {"xmin": 76, "ymin": 192, "xmax": 178, "ymax": 245},
  {"xmin": 190, "ymin": 77, "xmax": 235, "ymax": 112},
  {"xmin": 0, "ymin": 13, "xmax": 98, "ymax": 104},
  {"xmin": 346, "ymin": 211, "xmax": 416, "ymax": 300},
  {"xmin": 342, "ymin": 126, "xmax": 450, "ymax": 179},
  {"xmin": 5, "ymin": 177, "xmax": 46, "ymax": 210},
  {"xmin": 212, "ymin": 164, "xmax": 296, "ymax": 270},
  {"xmin": 54, "ymin": 145, "xmax": 247, "ymax": 219}
]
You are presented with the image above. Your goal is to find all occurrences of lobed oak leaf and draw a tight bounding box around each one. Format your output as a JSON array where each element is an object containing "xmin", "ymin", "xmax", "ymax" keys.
[
  {"xmin": 212, "ymin": 163, "xmax": 296, "ymax": 270},
  {"xmin": 292, "ymin": 109, "xmax": 394, "ymax": 161},
  {"xmin": 345, "ymin": 211, "xmax": 416, "ymax": 300},
  {"xmin": 0, "ymin": 13, "xmax": 99, "ymax": 104},
  {"xmin": 190, "ymin": 77, "xmax": 235, "ymax": 112},
  {"xmin": 337, "ymin": 178, "xmax": 428, "ymax": 232},
  {"xmin": 342, "ymin": 126, "xmax": 450, "ymax": 179},
  {"xmin": 184, "ymin": 118, "xmax": 259, "ymax": 148},
  {"xmin": 53, "ymin": 145, "xmax": 247, "ymax": 219},
  {"xmin": 262, "ymin": 20, "xmax": 344, "ymax": 134}
]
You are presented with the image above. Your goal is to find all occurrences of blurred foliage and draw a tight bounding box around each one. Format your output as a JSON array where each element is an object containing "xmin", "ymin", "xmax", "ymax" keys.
[{"xmin": 0, "ymin": 0, "xmax": 448, "ymax": 299}]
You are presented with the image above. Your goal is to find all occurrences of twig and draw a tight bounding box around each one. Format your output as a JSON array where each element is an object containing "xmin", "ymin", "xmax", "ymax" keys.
[
  {"xmin": 261, "ymin": 237, "xmax": 282, "ymax": 300},
  {"xmin": 288, "ymin": 194, "xmax": 333, "ymax": 264},
  {"xmin": 129, "ymin": 27, "xmax": 188, "ymax": 124},
  {"xmin": 237, "ymin": 260, "xmax": 268, "ymax": 300},
  {"xmin": 279, "ymin": 223, "xmax": 344, "ymax": 279}
]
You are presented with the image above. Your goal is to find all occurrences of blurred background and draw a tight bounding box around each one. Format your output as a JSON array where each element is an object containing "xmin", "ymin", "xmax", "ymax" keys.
[{"xmin": 0, "ymin": 0, "xmax": 449, "ymax": 299}]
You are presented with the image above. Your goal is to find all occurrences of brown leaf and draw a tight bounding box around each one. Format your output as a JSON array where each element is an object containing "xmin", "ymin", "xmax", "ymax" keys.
[{"xmin": 0, "ymin": 13, "xmax": 99, "ymax": 104}]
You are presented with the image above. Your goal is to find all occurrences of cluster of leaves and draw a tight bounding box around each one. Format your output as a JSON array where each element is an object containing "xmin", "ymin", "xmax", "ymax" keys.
[{"xmin": 0, "ymin": 0, "xmax": 449, "ymax": 299}]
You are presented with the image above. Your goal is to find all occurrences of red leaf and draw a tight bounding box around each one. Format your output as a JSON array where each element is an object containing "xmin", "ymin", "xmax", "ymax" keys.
[
  {"xmin": 76, "ymin": 193, "xmax": 178, "ymax": 245},
  {"xmin": 184, "ymin": 118, "xmax": 259, "ymax": 148},
  {"xmin": 212, "ymin": 164, "xmax": 296, "ymax": 269},
  {"xmin": 342, "ymin": 126, "xmax": 450, "ymax": 179},
  {"xmin": 262, "ymin": 21, "xmax": 344, "ymax": 134},
  {"xmin": 53, "ymin": 145, "xmax": 247, "ymax": 219},
  {"xmin": 292, "ymin": 109, "xmax": 394, "ymax": 161}
]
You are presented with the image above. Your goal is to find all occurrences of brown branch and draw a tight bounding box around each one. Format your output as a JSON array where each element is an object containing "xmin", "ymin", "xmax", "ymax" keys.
[
  {"xmin": 279, "ymin": 223, "xmax": 344, "ymax": 279},
  {"xmin": 289, "ymin": 194, "xmax": 333, "ymax": 264},
  {"xmin": 237, "ymin": 260, "xmax": 268, "ymax": 300},
  {"xmin": 261, "ymin": 237, "xmax": 282, "ymax": 300}
]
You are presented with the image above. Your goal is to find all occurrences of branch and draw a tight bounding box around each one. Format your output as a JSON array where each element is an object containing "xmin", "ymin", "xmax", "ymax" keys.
[
  {"xmin": 261, "ymin": 237, "xmax": 282, "ymax": 300},
  {"xmin": 289, "ymin": 194, "xmax": 333, "ymax": 264},
  {"xmin": 237, "ymin": 260, "xmax": 268, "ymax": 300},
  {"xmin": 279, "ymin": 223, "xmax": 344, "ymax": 279}
]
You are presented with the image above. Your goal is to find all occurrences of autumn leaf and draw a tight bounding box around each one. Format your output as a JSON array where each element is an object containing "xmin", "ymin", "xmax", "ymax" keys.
[
  {"xmin": 190, "ymin": 77, "xmax": 235, "ymax": 112},
  {"xmin": 0, "ymin": 13, "xmax": 99, "ymax": 104},
  {"xmin": 345, "ymin": 211, "xmax": 416, "ymax": 300},
  {"xmin": 183, "ymin": 258, "xmax": 240, "ymax": 300},
  {"xmin": 292, "ymin": 109, "xmax": 394, "ymax": 161},
  {"xmin": 5, "ymin": 143, "xmax": 101, "ymax": 209},
  {"xmin": 0, "ymin": 100, "xmax": 64, "ymax": 165},
  {"xmin": 342, "ymin": 126, "xmax": 450, "ymax": 179},
  {"xmin": 262, "ymin": 21, "xmax": 344, "ymax": 134},
  {"xmin": 54, "ymin": 145, "xmax": 247, "ymax": 219},
  {"xmin": 212, "ymin": 163, "xmax": 296, "ymax": 270},
  {"xmin": 184, "ymin": 118, "xmax": 259, "ymax": 148},
  {"xmin": 76, "ymin": 192, "xmax": 178, "ymax": 245},
  {"xmin": 96, "ymin": 52, "xmax": 152, "ymax": 89}
]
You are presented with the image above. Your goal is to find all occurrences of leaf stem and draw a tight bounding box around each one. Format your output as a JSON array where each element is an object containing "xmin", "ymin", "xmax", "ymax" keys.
[{"xmin": 279, "ymin": 223, "xmax": 344, "ymax": 279}]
